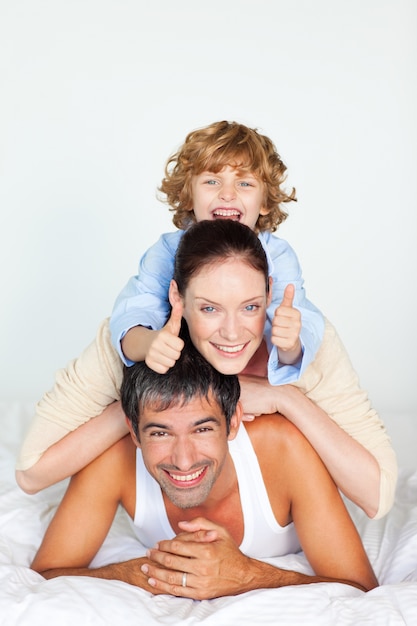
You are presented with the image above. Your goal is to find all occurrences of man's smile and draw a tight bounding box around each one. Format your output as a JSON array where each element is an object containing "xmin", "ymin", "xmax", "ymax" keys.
[{"xmin": 165, "ymin": 466, "xmax": 208, "ymax": 486}]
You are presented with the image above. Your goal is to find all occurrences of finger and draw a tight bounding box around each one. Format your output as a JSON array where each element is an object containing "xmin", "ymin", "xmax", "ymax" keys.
[
  {"xmin": 242, "ymin": 413, "xmax": 255, "ymax": 422},
  {"xmin": 165, "ymin": 300, "xmax": 183, "ymax": 336},
  {"xmin": 178, "ymin": 517, "xmax": 220, "ymax": 535},
  {"xmin": 176, "ymin": 527, "xmax": 218, "ymax": 543},
  {"xmin": 280, "ymin": 283, "xmax": 295, "ymax": 308},
  {"xmin": 141, "ymin": 563, "xmax": 195, "ymax": 596},
  {"xmin": 147, "ymin": 543, "xmax": 204, "ymax": 571}
]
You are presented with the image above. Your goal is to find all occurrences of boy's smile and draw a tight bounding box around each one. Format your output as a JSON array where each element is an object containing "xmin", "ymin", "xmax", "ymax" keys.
[{"xmin": 191, "ymin": 165, "xmax": 269, "ymax": 230}]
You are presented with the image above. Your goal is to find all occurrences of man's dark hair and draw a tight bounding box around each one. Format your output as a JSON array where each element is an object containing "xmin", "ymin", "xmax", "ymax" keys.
[{"xmin": 121, "ymin": 322, "xmax": 240, "ymax": 439}]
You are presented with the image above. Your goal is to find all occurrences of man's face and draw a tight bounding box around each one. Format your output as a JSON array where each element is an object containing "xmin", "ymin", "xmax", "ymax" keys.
[{"xmin": 134, "ymin": 393, "xmax": 240, "ymax": 510}]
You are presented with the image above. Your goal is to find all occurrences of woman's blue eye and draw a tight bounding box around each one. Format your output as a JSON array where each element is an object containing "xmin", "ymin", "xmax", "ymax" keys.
[
  {"xmin": 202, "ymin": 306, "xmax": 215, "ymax": 313},
  {"xmin": 245, "ymin": 304, "xmax": 259, "ymax": 311}
]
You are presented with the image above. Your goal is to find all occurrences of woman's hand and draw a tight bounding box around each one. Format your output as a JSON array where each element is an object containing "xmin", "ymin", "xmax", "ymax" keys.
[
  {"xmin": 272, "ymin": 284, "xmax": 302, "ymax": 365},
  {"xmin": 144, "ymin": 301, "xmax": 185, "ymax": 373}
]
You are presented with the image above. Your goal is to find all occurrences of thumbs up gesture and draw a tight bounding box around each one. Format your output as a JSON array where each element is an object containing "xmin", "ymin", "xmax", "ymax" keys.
[
  {"xmin": 145, "ymin": 300, "xmax": 185, "ymax": 373},
  {"xmin": 271, "ymin": 284, "xmax": 302, "ymax": 365}
]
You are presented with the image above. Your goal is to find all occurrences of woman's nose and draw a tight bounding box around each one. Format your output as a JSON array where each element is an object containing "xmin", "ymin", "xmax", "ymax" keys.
[{"xmin": 219, "ymin": 315, "xmax": 240, "ymax": 341}]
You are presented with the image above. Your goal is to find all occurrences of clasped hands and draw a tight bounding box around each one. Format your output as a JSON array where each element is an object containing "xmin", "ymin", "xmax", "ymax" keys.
[{"xmin": 140, "ymin": 517, "xmax": 253, "ymax": 600}]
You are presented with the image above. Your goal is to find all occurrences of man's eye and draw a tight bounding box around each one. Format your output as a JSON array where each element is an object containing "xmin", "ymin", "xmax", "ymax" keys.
[{"xmin": 150, "ymin": 431, "xmax": 168, "ymax": 437}]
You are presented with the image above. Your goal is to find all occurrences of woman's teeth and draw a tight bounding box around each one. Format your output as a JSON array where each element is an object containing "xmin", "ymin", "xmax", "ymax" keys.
[{"xmin": 215, "ymin": 343, "xmax": 245, "ymax": 353}]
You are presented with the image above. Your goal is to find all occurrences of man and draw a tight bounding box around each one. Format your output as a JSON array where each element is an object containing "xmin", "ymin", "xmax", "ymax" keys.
[{"xmin": 31, "ymin": 332, "xmax": 378, "ymax": 598}]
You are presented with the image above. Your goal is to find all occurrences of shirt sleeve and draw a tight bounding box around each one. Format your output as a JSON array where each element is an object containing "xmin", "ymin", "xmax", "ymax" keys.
[
  {"xmin": 109, "ymin": 231, "xmax": 183, "ymax": 365},
  {"xmin": 259, "ymin": 232, "xmax": 325, "ymax": 385}
]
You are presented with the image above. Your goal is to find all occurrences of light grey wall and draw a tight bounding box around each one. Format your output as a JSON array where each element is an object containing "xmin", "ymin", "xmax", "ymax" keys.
[{"xmin": 1, "ymin": 1, "xmax": 416, "ymax": 418}]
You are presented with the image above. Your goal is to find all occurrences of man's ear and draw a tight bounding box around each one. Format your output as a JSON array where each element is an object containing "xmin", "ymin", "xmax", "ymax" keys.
[
  {"xmin": 169, "ymin": 279, "xmax": 182, "ymax": 308},
  {"xmin": 125, "ymin": 416, "xmax": 141, "ymax": 448},
  {"xmin": 227, "ymin": 401, "xmax": 243, "ymax": 441}
]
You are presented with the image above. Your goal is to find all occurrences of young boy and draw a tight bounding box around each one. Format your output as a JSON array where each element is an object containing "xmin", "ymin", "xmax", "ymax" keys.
[{"xmin": 15, "ymin": 121, "xmax": 397, "ymax": 520}]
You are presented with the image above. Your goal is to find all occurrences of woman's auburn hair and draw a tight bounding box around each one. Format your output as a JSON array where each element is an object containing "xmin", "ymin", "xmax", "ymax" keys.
[{"xmin": 158, "ymin": 120, "xmax": 296, "ymax": 233}]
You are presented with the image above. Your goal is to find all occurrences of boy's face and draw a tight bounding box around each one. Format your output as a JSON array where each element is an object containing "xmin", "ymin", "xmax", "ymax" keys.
[
  {"xmin": 133, "ymin": 392, "xmax": 241, "ymax": 510},
  {"xmin": 190, "ymin": 165, "xmax": 269, "ymax": 231}
]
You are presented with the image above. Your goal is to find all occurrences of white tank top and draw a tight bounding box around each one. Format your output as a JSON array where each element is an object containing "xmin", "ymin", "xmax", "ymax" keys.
[{"xmin": 130, "ymin": 424, "xmax": 300, "ymax": 558}]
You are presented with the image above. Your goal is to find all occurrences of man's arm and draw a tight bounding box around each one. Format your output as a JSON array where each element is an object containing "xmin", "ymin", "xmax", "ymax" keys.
[
  {"xmin": 31, "ymin": 436, "xmax": 134, "ymax": 576},
  {"xmin": 255, "ymin": 415, "xmax": 378, "ymax": 590},
  {"xmin": 141, "ymin": 517, "xmax": 372, "ymax": 600}
]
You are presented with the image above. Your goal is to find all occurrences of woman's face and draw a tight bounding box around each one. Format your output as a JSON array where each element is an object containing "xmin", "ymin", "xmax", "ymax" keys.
[{"xmin": 171, "ymin": 258, "xmax": 271, "ymax": 375}]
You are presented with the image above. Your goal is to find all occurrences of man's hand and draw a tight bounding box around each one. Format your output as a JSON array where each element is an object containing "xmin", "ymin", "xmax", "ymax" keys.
[
  {"xmin": 272, "ymin": 284, "xmax": 302, "ymax": 365},
  {"xmin": 145, "ymin": 301, "xmax": 185, "ymax": 373},
  {"xmin": 141, "ymin": 518, "xmax": 253, "ymax": 599}
]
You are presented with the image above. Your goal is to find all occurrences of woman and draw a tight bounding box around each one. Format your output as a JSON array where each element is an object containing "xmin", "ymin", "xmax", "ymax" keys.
[{"xmin": 16, "ymin": 220, "xmax": 396, "ymax": 519}]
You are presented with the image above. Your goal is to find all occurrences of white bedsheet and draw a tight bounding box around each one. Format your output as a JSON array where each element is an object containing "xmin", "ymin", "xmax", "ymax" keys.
[{"xmin": 0, "ymin": 402, "xmax": 416, "ymax": 625}]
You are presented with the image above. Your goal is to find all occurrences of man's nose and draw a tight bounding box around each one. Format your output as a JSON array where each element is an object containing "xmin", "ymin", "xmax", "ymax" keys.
[{"xmin": 171, "ymin": 437, "xmax": 196, "ymax": 470}]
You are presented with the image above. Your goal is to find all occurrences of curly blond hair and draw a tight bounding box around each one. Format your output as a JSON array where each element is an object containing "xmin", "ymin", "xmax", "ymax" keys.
[{"xmin": 158, "ymin": 120, "xmax": 296, "ymax": 232}]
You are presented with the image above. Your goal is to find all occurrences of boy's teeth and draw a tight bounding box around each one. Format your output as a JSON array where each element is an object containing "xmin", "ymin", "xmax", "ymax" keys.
[
  {"xmin": 214, "ymin": 209, "xmax": 240, "ymax": 217},
  {"xmin": 215, "ymin": 343, "xmax": 245, "ymax": 353},
  {"xmin": 169, "ymin": 468, "xmax": 204, "ymax": 482}
]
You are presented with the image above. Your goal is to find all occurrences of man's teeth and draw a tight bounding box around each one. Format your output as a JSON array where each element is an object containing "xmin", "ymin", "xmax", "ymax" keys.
[
  {"xmin": 215, "ymin": 343, "xmax": 245, "ymax": 353},
  {"xmin": 169, "ymin": 468, "xmax": 205, "ymax": 482}
]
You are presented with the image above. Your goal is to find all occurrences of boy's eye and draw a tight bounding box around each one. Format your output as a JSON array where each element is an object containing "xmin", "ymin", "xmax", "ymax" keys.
[{"xmin": 206, "ymin": 179, "xmax": 218, "ymax": 185}]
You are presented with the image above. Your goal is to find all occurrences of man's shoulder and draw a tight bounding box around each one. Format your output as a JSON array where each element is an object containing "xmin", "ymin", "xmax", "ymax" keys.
[
  {"xmin": 245, "ymin": 414, "xmax": 310, "ymax": 461},
  {"xmin": 83, "ymin": 435, "xmax": 136, "ymax": 479}
]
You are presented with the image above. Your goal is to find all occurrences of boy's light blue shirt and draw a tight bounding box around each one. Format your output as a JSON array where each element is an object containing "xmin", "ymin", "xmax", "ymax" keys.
[{"xmin": 110, "ymin": 230, "xmax": 325, "ymax": 385}]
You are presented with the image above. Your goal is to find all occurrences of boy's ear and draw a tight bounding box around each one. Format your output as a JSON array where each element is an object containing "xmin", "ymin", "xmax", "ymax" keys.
[
  {"xmin": 227, "ymin": 401, "xmax": 243, "ymax": 441},
  {"xmin": 125, "ymin": 417, "xmax": 141, "ymax": 448},
  {"xmin": 259, "ymin": 206, "xmax": 270, "ymax": 216},
  {"xmin": 169, "ymin": 279, "xmax": 182, "ymax": 307}
]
